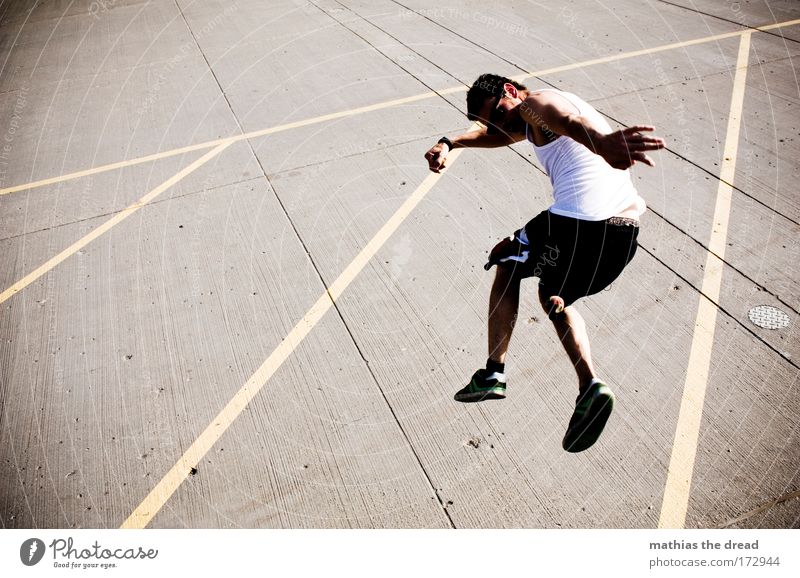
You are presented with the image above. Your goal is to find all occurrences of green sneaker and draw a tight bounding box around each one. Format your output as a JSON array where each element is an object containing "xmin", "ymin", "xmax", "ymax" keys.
[
  {"xmin": 562, "ymin": 380, "xmax": 615, "ymax": 453},
  {"xmin": 454, "ymin": 369, "xmax": 507, "ymax": 402}
]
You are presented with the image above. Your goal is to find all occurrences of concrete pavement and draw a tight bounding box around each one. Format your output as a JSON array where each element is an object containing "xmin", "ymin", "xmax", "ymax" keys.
[{"xmin": 0, "ymin": 0, "xmax": 798, "ymax": 528}]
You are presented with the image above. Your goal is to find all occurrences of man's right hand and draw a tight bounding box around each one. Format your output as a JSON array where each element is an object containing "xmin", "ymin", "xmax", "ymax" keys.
[{"xmin": 424, "ymin": 143, "xmax": 449, "ymax": 173}]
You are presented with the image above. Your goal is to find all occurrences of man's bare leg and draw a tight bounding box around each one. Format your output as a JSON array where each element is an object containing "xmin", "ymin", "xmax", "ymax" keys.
[
  {"xmin": 454, "ymin": 266, "xmax": 518, "ymax": 402},
  {"xmin": 538, "ymin": 287, "xmax": 596, "ymax": 389},
  {"xmin": 538, "ymin": 287, "xmax": 614, "ymax": 452},
  {"xmin": 488, "ymin": 265, "xmax": 521, "ymax": 364}
]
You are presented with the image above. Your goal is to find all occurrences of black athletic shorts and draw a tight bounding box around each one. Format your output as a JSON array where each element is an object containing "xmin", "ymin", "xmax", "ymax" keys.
[{"xmin": 486, "ymin": 210, "xmax": 639, "ymax": 307}]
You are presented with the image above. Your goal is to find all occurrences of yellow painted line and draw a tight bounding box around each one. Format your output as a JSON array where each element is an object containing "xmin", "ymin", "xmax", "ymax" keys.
[
  {"xmin": 515, "ymin": 18, "xmax": 800, "ymax": 82},
  {"xmin": 0, "ymin": 92, "xmax": 440, "ymax": 196},
  {"xmin": 658, "ymin": 32, "xmax": 752, "ymax": 529},
  {"xmin": 509, "ymin": 20, "xmax": 776, "ymax": 82},
  {"xmin": 0, "ymin": 93, "xmax": 440, "ymax": 196},
  {"xmin": 3, "ymin": 17, "xmax": 799, "ymax": 197},
  {"xmin": 0, "ymin": 141, "xmax": 232, "ymax": 196},
  {"xmin": 759, "ymin": 17, "xmax": 800, "ymax": 31},
  {"xmin": 0, "ymin": 141, "xmax": 233, "ymax": 305},
  {"xmin": 120, "ymin": 140, "xmax": 470, "ymax": 529}
]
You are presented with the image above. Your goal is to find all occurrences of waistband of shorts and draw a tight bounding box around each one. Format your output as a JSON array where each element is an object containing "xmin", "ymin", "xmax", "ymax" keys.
[{"xmin": 605, "ymin": 216, "xmax": 640, "ymax": 227}]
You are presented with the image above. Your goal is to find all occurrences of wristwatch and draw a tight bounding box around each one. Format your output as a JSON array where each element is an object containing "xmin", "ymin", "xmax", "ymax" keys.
[{"xmin": 437, "ymin": 136, "xmax": 454, "ymax": 151}]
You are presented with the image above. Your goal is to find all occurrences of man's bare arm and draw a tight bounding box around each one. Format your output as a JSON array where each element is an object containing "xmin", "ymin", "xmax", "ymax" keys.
[
  {"xmin": 425, "ymin": 126, "xmax": 525, "ymax": 173},
  {"xmin": 519, "ymin": 91, "xmax": 665, "ymax": 170}
]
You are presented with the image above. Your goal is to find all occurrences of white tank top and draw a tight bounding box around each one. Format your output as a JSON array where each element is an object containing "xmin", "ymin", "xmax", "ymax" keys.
[{"xmin": 526, "ymin": 89, "xmax": 645, "ymax": 221}]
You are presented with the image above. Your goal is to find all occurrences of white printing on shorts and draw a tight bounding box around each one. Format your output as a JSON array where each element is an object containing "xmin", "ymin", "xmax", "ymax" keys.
[{"xmin": 526, "ymin": 89, "xmax": 646, "ymax": 221}]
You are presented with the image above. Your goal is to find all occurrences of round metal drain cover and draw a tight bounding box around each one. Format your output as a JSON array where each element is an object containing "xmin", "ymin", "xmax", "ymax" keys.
[{"xmin": 748, "ymin": 305, "xmax": 790, "ymax": 330}]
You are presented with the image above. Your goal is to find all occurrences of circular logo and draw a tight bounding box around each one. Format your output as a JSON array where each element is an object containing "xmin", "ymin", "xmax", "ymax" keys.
[{"xmin": 20, "ymin": 538, "xmax": 46, "ymax": 566}]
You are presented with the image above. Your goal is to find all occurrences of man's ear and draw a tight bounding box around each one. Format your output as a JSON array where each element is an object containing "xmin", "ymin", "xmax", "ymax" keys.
[{"xmin": 503, "ymin": 83, "xmax": 518, "ymax": 99}]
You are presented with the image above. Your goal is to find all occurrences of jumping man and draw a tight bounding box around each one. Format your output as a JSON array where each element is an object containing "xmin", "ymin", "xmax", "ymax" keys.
[{"xmin": 424, "ymin": 74, "xmax": 665, "ymax": 452}]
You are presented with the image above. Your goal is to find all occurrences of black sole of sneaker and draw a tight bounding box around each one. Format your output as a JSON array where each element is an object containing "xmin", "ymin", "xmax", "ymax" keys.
[
  {"xmin": 454, "ymin": 389, "xmax": 507, "ymax": 403},
  {"xmin": 562, "ymin": 389, "xmax": 614, "ymax": 452}
]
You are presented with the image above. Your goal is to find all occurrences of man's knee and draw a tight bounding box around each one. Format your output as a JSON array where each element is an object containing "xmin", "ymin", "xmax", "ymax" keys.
[{"xmin": 538, "ymin": 288, "xmax": 566, "ymax": 322}]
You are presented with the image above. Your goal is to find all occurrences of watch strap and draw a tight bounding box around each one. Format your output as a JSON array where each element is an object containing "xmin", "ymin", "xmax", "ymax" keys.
[{"xmin": 437, "ymin": 136, "xmax": 454, "ymax": 150}]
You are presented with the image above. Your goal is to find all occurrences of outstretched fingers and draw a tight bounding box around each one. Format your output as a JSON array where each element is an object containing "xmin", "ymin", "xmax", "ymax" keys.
[
  {"xmin": 624, "ymin": 125, "xmax": 656, "ymax": 134},
  {"xmin": 630, "ymin": 140, "xmax": 665, "ymax": 151},
  {"xmin": 631, "ymin": 151, "xmax": 656, "ymax": 167},
  {"xmin": 622, "ymin": 126, "xmax": 666, "ymax": 153}
]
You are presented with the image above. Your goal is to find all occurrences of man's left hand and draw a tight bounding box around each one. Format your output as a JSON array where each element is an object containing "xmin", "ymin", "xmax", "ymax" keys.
[{"xmin": 596, "ymin": 125, "xmax": 665, "ymax": 170}]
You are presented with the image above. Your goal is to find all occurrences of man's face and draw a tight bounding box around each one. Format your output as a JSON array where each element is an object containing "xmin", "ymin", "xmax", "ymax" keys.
[{"xmin": 478, "ymin": 84, "xmax": 525, "ymax": 136}]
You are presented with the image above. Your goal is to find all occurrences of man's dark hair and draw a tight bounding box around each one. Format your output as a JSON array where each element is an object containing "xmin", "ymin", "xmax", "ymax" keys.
[{"xmin": 466, "ymin": 73, "xmax": 528, "ymax": 121}]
